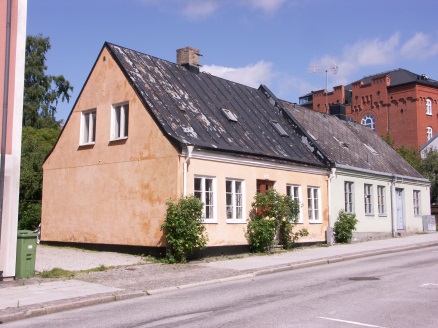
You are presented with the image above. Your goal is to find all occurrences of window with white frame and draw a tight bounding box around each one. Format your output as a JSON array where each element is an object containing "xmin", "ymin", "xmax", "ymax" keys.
[
  {"xmin": 377, "ymin": 186, "xmax": 386, "ymax": 215},
  {"xmin": 427, "ymin": 126, "xmax": 433, "ymax": 140},
  {"xmin": 364, "ymin": 184, "xmax": 373, "ymax": 215},
  {"xmin": 426, "ymin": 98, "xmax": 432, "ymax": 115},
  {"xmin": 111, "ymin": 103, "xmax": 129, "ymax": 140},
  {"xmin": 80, "ymin": 110, "xmax": 96, "ymax": 145},
  {"xmin": 307, "ymin": 187, "xmax": 321, "ymax": 222},
  {"xmin": 194, "ymin": 176, "xmax": 216, "ymax": 222},
  {"xmin": 413, "ymin": 190, "xmax": 421, "ymax": 216},
  {"xmin": 226, "ymin": 179, "xmax": 244, "ymax": 222},
  {"xmin": 344, "ymin": 181, "xmax": 354, "ymax": 213},
  {"xmin": 287, "ymin": 184, "xmax": 303, "ymax": 223},
  {"xmin": 361, "ymin": 114, "xmax": 376, "ymax": 131}
]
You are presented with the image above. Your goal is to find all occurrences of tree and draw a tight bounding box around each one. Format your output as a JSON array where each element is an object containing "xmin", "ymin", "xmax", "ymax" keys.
[
  {"xmin": 23, "ymin": 34, "xmax": 73, "ymax": 129},
  {"xmin": 418, "ymin": 149, "xmax": 438, "ymax": 204},
  {"xmin": 19, "ymin": 34, "xmax": 73, "ymax": 229},
  {"xmin": 19, "ymin": 127, "xmax": 60, "ymax": 230}
]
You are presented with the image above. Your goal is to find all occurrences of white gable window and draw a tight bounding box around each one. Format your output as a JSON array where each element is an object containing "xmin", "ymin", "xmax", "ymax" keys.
[
  {"xmin": 111, "ymin": 103, "xmax": 129, "ymax": 140},
  {"xmin": 364, "ymin": 184, "xmax": 373, "ymax": 215},
  {"xmin": 80, "ymin": 110, "xmax": 96, "ymax": 145},
  {"xmin": 427, "ymin": 126, "xmax": 433, "ymax": 140},
  {"xmin": 344, "ymin": 181, "xmax": 354, "ymax": 214},
  {"xmin": 194, "ymin": 176, "xmax": 216, "ymax": 222},
  {"xmin": 287, "ymin": 184, "xmax": 303, "ymax": 223},
  {"xmin": 361, "ymin": 114, "xmax": 375, "ymax": 131},
  {"xmin": 307, "ymin": 187, "xmax": 321, "ymax": 222},
  {"xmin": 226, "ymin": 179, "xmax": 245, "ymax": 223},
  {"xmin": 377, "ymin": 186, "xmax": 386, "ymax": 216},
  {"xmin": 413, "ymin": 190, "xmax": 421, "ymax": 217},
  {"xmin": 426, "ymin": 98, "xmax": 432, "ymax": 115}
]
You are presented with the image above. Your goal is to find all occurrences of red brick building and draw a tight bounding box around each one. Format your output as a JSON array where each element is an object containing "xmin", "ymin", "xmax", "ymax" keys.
[{"xmin": 299, "ymin": 69, "xmax": 438, "ymax": 150}]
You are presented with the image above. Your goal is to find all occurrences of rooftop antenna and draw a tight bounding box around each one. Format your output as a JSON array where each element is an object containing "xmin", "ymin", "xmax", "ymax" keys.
[{"xmin": 309, "ymin": 60, "xmax": 338, "ymax": 113}]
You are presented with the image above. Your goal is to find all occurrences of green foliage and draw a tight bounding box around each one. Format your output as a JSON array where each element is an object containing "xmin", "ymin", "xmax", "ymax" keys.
[
  {"xmin": 246, "ymin": 216, "xmax": 277, "ymax": 252},
  {"xmin": 19, "ymin": 127, "xmax": 60, "ymax": 230},
  {"xmin": 334, "ymin": 211, "xmax": 358, "ymax": 243},
  {"xmin": 161, "ymin": 196, "xmax": 208, "ymax": 263},
  {"xmin": 24, "ymin": 34, "xmax": 73, "ymax": 129},
  {"xmin": 395, "ymin": 146, "xmax": 421, "ymax": 171},
  {"xmin": 418, "ymin": 149, "xmax": 438, "ymax": 204},
  {"xmin": 246, "ymin": 190, "xmax": 307, "ymax": 252}
]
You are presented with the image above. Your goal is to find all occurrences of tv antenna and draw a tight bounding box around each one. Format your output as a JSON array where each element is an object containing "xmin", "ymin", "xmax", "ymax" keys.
[{"xmin": 309, "ymin": 61, "xmax": 339, "ymax": 113}]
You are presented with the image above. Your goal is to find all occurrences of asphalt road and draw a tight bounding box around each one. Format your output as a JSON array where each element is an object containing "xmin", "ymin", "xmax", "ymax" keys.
[{"xmin": 5, "ymin": 247, "xmax": 438, "ymax": 328}]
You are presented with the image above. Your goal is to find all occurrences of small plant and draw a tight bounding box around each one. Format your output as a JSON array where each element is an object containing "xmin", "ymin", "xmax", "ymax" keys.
[
  {"xmin": 39, "ymin": 267, "xmax": 75, "ymax": 278},
  {"xmin": 246, "ymin": 190, "xmax": 307, "ymax": 252},
  {"xmin": 161, "ymin": 195, "xmax": 208, "ymax": 263},
  {"xmin": 334, "ymin": 210, "xmax": 358, "ymax": 243}
]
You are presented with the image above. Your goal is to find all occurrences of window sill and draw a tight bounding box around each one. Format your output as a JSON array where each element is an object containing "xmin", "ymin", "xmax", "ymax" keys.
[
  {"xmin": 226, "ymin": 220, "xmax": 247, "ymax": 224},
  {"xmin": 78, "ymin": 142, "xmax": 95, "ymax": 150},
  {"xmin": 308, "ymin": 221, "xmax": 322, "ymax": 224},
  {"xmin": 110, "ymin": 136, "xmax": 128, "ymax": 142},
  {"xmin": 378, "ymin": 214, "xmax": 387, "ymax": 217},
  {"xmin": 202, "ymin": 220, "xmax": 218, "ymax": 224}
]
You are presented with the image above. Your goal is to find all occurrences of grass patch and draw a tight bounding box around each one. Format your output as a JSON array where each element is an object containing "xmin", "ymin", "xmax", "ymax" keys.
[{"xmin": 38, "ymin": 264, "xmax": 112, "ymax": 278}]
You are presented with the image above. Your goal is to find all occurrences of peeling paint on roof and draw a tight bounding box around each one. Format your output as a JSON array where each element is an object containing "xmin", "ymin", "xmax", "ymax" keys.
[{"xmin": 107, "ymin": 42, "xmax": 324, "ymax": 166}]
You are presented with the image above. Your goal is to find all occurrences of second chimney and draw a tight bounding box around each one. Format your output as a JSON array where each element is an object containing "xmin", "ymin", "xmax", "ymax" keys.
[{"xmin": 177, "ymin": 46, "xmax": 201, "ymax": 73}]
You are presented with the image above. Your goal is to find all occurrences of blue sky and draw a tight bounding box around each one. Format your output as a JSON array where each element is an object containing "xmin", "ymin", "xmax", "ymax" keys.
[{"xmin": 27, "ymin": 0, "xmax": 438, "ymax": 123}]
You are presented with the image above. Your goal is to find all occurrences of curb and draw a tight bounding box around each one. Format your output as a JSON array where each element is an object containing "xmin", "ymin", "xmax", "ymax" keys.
[{"xmin": 1, "ymin": 241, "xmax": 437, "ymax": 323}]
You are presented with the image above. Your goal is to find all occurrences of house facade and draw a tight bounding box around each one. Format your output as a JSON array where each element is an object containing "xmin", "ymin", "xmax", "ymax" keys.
[
  {"xmin": 283, "ymin": 101, "xmax": 431, "ymax": 241},
  {"xmin": 300, "ymin": 69, "xmax": 438, "ymax": 150},
  {"xmin": 0, "ymin": 0, "xmax": 27, "ymax": 279},
  {"xmin": 42, "ymin": 43, "xmax": 330, "ymax": 254}
]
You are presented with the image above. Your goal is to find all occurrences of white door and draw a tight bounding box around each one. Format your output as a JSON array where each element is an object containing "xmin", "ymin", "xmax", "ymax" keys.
[{"xmin": 396, "ymin": 188, "xmax": 405, "ymax": 230}]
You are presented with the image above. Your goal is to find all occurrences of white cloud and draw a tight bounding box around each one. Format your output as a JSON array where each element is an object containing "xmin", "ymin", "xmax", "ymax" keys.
[
  {"xmin": 182, "ymin": 1, "xmax": 219, "ymax": 19},
  {"xmin": 201, "ymin": 61, "xmax": 275, "ymax": 87},
  {"xmin": 401, "ymin": 32, "xmax": 438, "ymax": 60},
  {"xmin": 137, "ymin": 0, "xmax": 287, "ymax": 18}
]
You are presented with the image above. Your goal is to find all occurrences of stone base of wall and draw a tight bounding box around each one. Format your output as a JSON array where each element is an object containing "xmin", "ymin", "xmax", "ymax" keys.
[{"xmin": 351, "ymin": 232, "xmax": 393, "ymax": 243}]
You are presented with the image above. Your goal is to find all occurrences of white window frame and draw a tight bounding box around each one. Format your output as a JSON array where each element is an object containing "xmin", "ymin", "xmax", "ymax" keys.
[
  {"xmin": 344, "ymin": 181, "xmax": 354, "ymax": 214},
  {"xmin": 287, "ymin": 184, "xmax": 303, "ymax": 223},
  {"xmin": 364, "ymin": 184, "xmax": 373, "ymax": 215},
  {"xmin": 413, "ymin": 190, "xmax": 421, "ymax": 217},
  {"xmin": 80, "ymin": 109, "xmax": 96, "ymax": 145},
  {"xmin": 427, "ymin": 126, "xmax": 433, "ymax": 141},
  {"xmin": 111, "ymin": 103, "xmax": 129, "ymax": 140},
  {"xmin": 426, "ymin": 98, "xmax": 432, "ymax": 115},
  {"xmin": 194, "ymin": 176, "xmax": 217, "ymax": 223},
  {"xmin": 307, "ymin": 186, "xmax": 321, "ymax": 223},
  {"xmin": 225, "ymin": 179, "xmax": 245, "ymax": 223},
  {"xmin": 361, "ymin": 114, "xmax": 376, "ymax": 131},
  {"xmin": 377, "ymin": 186, "xmax": 386, "ymax": 216}
]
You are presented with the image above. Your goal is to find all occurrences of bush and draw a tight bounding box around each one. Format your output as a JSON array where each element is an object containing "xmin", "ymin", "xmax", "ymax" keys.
[
  {"xmin": 334, "ymin": 211, "xmax": 358, "ymax": 243},
  {"xmin": 161, "ymin": 196, "xmax": 208, "ymax": 263},
  {"xmin": 246, "ymin": 190, "xmax": 307, "ymax": 252}
]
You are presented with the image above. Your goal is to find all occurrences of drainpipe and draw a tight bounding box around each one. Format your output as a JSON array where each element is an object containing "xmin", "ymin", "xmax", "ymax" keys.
[
  {"xmin": 183, "ymin": 145, "xmax": 194, "ymax": 197},
  {"xmin": 0, "ymin": 0, "xmax": 13, "ymax": 249},
  {"xmin": 390, "ymin": 175, "xmax": 397, "ymax": 237},
  {"xmin": 328, "ymin": 167, "xmax": 336, "ymax": 227}
]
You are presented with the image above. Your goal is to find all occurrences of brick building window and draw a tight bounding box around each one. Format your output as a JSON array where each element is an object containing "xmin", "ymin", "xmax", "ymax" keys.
[
  {"xmin": 427, "ymin": 127, "xmax": 433, "ymax": 140},
  {"xmin": 361, "ymin": 114, "xmax": 375, "ymax": 131},
  {"xmin": 426, "ymin": 98, "xmax": 432, "ymax": 115}
]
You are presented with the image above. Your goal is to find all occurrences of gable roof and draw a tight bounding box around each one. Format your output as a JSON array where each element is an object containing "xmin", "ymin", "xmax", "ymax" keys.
[
  {"xmin": 346, "ymin": 68, "xmax": 438, "ymax": 90},
  {"xmin": 281, "ymin": 101, "xmax": 426, "ymax": 180},
  {"xmin": 106, "ymin": 42, "xmax": 326, "ymax": 167}
]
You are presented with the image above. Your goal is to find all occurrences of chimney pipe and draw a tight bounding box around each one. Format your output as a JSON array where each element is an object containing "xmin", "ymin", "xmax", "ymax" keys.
[{"xmin": 177, "ymin": 46, "xmax": 201, "ymax": 73}]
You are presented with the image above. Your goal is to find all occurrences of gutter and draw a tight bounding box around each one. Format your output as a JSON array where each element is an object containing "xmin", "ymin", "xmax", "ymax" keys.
[{"xmin": 334, "ymin": 164, "xmax": 430, "ymax": 184}]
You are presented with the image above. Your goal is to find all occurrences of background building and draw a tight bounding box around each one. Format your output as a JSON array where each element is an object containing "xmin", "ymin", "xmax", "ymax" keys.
[
  {"xmin": 300, "ymin": 69, "xmax": 438, "ymax": 150},
  {"xmin": 0, "ymin": 0, "xmax": 27, "ymax": 279}
]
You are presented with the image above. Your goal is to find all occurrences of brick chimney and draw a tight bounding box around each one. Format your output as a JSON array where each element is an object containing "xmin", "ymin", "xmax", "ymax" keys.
[{"xmin": 177, "ymin": 46, "xmax": 201, "ymax": 73}]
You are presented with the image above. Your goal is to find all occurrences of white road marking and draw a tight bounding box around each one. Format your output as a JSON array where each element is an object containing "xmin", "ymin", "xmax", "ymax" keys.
[
  {"xmin": 420, "ymin": 283, "xmax": 438, "ymax": 287},
  {"xmin": 318, "ymin": 316, "xmax": 386, "ymax": 327}
]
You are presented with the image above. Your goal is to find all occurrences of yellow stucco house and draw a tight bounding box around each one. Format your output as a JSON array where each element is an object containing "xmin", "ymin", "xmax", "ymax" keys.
[{"xmin": 41, "ymin": 43, "xmax": 331, "ymax": 255}]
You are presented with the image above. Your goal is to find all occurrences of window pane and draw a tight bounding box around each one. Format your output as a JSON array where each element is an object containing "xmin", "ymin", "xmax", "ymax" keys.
[{"xmin": 226, "ymin": 180, "xmax": 232, "ymax": 193}]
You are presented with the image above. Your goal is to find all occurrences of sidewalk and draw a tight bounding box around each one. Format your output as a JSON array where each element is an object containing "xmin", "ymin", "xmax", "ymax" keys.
[{"xmin": 1, "ymin": 233, "xmax": 437, "ymax": 323}]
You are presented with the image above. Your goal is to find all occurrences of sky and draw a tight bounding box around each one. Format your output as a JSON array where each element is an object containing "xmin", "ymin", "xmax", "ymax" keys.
[{"xmin": 26, "ymin": 0, "xmax": 438, "ymax": 123}]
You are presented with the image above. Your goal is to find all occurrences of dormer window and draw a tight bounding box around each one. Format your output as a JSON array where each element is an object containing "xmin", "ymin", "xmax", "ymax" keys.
[
  {"xmin": 221, "ymin": 108, "xmax": 238, "ymax": 122},
  {"xmin": 426, "ymin": 98, "xmax": 432, "ymax": 115},
  {"xmin": 270, "ymin": 121, "xmax": 289, "ymax": 137}
]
